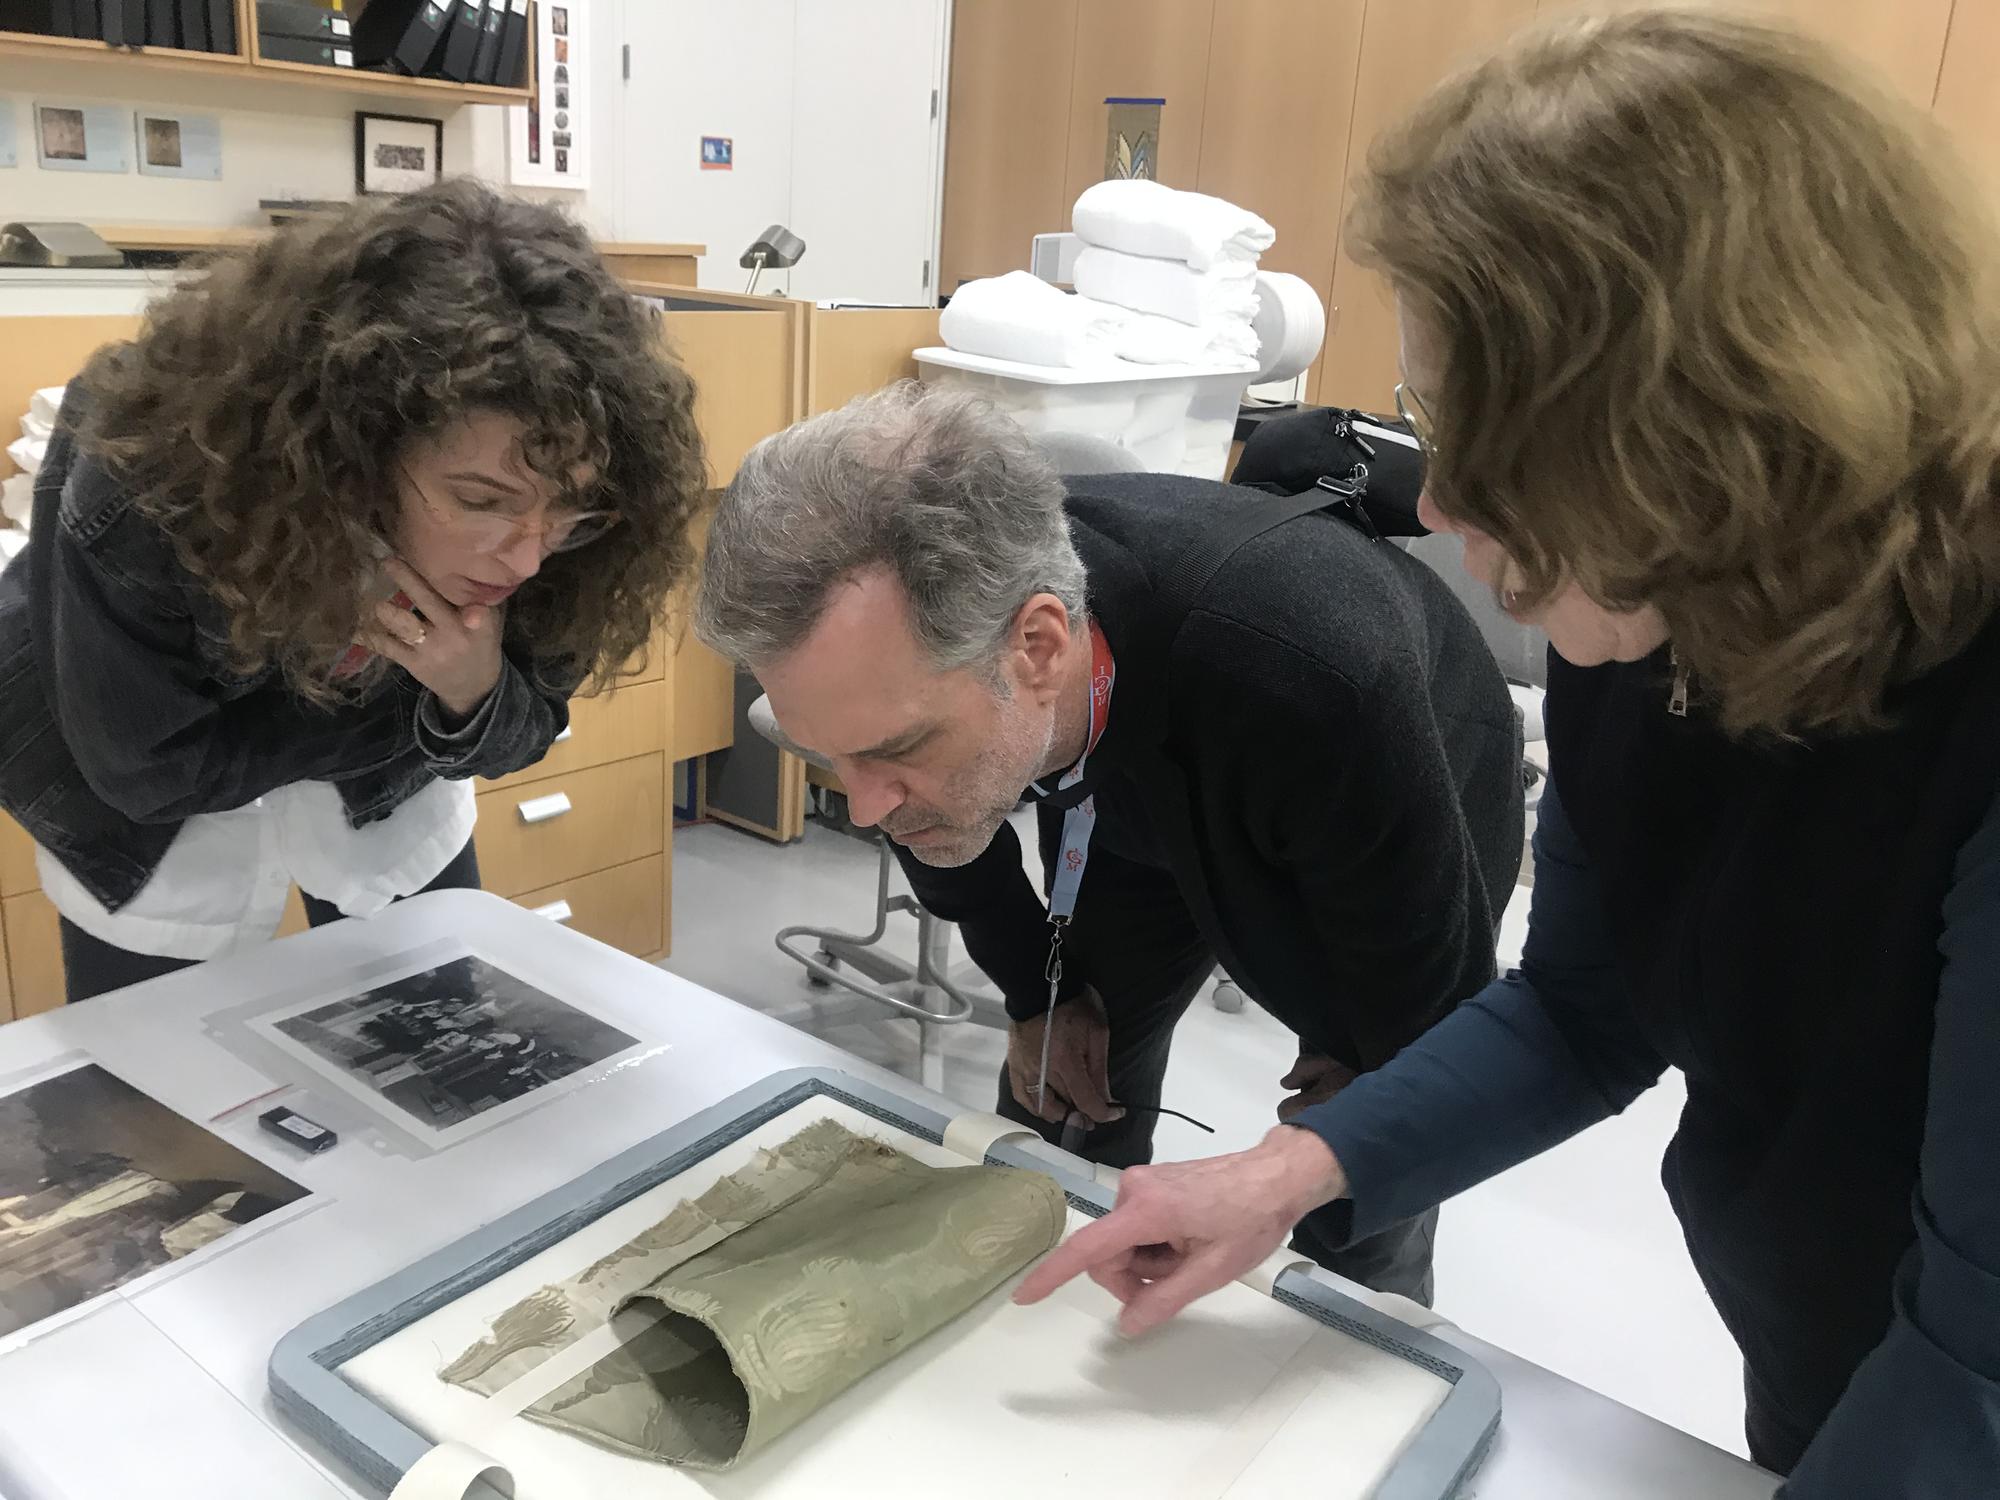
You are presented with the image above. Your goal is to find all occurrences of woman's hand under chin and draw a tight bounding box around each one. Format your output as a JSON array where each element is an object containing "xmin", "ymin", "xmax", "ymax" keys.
[{"xmin": 360, "ymin": 558, "xmax": 506, "ymax": 721}]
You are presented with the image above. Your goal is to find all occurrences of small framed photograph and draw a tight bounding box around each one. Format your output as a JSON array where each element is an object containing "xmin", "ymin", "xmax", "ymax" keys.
[
  {"xmin": 551, "ymin": 5, "xmax": 567, "ymax": 35},
  {"xmin": 553, "ymin": 85, "xmax": 569, "ymax": 110},
  {"xmin": 700, "ymin": 134, "xmax": 733, "ymax": 171},
  {"xmin": 553, "ymin": 37, "xmax": 567, "ymax": 62},
  {"xmin": 135, "ymin": 110, "xmax": 222, "ymax": 181},
  {"xmin": 34, "ymin": 101, "xmax": 129, "ymax": 173},
  {"xmin": 355, "ymin": 111, "xmax": 443, "ymax": 196}
]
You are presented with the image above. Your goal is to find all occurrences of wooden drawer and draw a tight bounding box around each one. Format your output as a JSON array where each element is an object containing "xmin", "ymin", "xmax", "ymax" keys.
[
  {"xmin": 512, "ymin": 854, "xmax": 666, "ymax": 959},
  {"xmin": 482, "ymin": 678, "xmax": 667, "ymax": 794},
  {"xmin": 3, "ymin": 890, "xmax": 61, "ymax": 1019},
  {"xmin": 474, "ymin": 753, "xmax": 666, "ymax": 899},
  {"xmin": 0, "ymin": 815, "xmax": 37, "ymax": 897}
]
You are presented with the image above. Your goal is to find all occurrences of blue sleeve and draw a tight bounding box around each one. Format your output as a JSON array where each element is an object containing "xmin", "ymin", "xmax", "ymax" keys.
[
  {"xmin": 1779, "ymin": 788, "xmax": 2000, "ymax": 1499},
  {"xmin": 1293, "ymin": 776, "xmax": 1667, "ymax": 1242}
]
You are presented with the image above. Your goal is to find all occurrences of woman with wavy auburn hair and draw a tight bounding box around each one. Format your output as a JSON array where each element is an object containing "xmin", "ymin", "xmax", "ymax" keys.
[
  {"xmin": 0, "ymin": 179, "xmax": 705, "ymax": 1002},
  {"xmin": 1013, "ymin": 10, "xmax": 2000, "ymax": 1492}
]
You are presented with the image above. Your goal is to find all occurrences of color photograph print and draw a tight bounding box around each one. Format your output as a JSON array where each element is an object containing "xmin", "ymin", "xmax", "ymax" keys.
[
  {"xmin": 253, "ymin": 956, "xmax": 638, "ymax": 1148},
  {"xmin": 0, "ymin": 1062, "xmax": 306, "ymax": 1340}
]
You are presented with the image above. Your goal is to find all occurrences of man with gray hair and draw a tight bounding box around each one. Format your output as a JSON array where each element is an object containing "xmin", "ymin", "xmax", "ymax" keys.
[{"xmin": 697, "ymin": 383, "xmax": 1521, "ymax": 1302}]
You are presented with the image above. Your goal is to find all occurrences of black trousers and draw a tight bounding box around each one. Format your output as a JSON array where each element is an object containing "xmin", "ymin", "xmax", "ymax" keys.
[
  {"xmin": 991, "ymin": 808, "xmax": 1440, "ymax": 1306},
  {"xmin": 58, "ymin": 840, "xmax": 482, "ymax": 1005}
]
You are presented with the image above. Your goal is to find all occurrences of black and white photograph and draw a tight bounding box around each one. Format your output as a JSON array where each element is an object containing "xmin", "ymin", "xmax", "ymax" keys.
[
  {"xmin": 355, "ymin": 111, "xmax": 444, "ymax": 196},
  {"xmin": 142, "ymin": 116, "xmax": 181, "ymax": 169},
  {"xmin": 134, "ymin": 110, "xmax": 222, "ymax": 180},
  {"xmin": 0, "ymin": 1063, "xmax": 307, "ymax": 1340},
  {"xmin": 554, "ymin": 146, "xmax": 569, "ymax": 173},
  {"xmin": 259, "ymin": 957, "xmax": 637, "ymax": 1144},
  {"xmin": 35, "ymin": 101, "xmax": 129, "ymax": 173},
  {"xmin": 554, "ymin": 85, "xmax": 569, "ymax": 110},
  {"xmin": 38, "ymin": 106, "xmax": 84, "ymax": 161},
  {"xmin": 551, "ymin": 5, "xmax": 567, "ymax": 35}
]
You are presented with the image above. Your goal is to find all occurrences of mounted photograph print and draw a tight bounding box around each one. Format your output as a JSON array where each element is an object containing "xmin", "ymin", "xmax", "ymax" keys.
[
  {"xmin": 253, "ymin": 956, "xmax": 639, "ymax": 1147},
  {"xmin": 0, "ymin": 1062, "xmax": 306, "ymax": 1340},
  {"xmin": 355, "ymin": 111, "xmax": 443, "ymax": 195}
]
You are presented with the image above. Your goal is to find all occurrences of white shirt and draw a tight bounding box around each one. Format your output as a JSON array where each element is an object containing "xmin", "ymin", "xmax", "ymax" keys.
[{"xmin": 39, "ymin": 776, "xmax": 476, "ymax": 961}]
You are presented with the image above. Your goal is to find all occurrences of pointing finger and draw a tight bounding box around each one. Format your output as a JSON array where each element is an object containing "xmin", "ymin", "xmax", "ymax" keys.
[{"xmin": 1013, "ymin": 1204, "xmax": 1163, "ymax": 1307}]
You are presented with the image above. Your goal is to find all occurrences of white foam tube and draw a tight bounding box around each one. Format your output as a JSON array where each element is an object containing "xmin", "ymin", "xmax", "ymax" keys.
[{"xmin": 1250, "ymin": 272, "xmax": 1327, "ymax": 385}]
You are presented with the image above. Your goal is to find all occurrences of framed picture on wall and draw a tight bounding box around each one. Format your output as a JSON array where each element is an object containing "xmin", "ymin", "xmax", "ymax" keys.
[
  {"xmin": 509, "ymin": 0, "xmax": 587, "ymax": 190},
  {"xmin": 354, "ymin": 112, "xmax": 443, "ymax": 196}
]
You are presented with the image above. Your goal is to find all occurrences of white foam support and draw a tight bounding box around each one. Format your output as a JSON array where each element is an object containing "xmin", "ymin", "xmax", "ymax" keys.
[
  {"xmin": 387, "ymin": 1441, "xmax": 515, "ymax": 1500},
  {"xmin": 941, "ymin": 1110, "xmax": 1042, "ymax": 1162},
  {"xmin": 1249, "ymin": 272, "xmax": 1326, "ymax": 385},
  {"xmin": 1237, "ymin": 1250, "xmax": 1315, "ymax": 1297}
]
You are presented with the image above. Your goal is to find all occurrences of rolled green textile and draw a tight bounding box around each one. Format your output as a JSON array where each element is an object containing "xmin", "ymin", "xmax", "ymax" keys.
[{"xmin": 441, "ymin": 1119, "xmax": 1067, "ymax": 1469}]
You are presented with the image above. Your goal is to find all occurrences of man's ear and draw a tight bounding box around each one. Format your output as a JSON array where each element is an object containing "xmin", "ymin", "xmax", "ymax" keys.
[{"xmin": 1010, "ymin": 592, "xmax": 1075, "ymax": 700}]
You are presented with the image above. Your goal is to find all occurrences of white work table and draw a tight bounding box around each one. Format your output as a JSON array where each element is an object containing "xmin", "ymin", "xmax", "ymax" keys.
[{"xmin": 0, "ymin": 892, "xmax": 1777, "ymax": 1500}]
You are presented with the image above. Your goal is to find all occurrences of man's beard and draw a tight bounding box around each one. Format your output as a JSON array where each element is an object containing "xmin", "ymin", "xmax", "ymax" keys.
[{"xmin": 882, "ymin": 705, "xmax": 1055, "ymax": 868}]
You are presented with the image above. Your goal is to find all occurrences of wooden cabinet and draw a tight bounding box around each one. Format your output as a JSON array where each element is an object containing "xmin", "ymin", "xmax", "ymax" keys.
[
  {"xmin": 942, "ymin": 0, "xmax": 1988, "ymax": 416},
  {"xmin": 512, "ymin": 855, "xmax": 669, "ymax": 959},
  {"xmin": 1319, "ymin": 0, "xmax": 1542, "ymax": 410},
  {"xmin": 1196, "ymin": 0, "xmax": 1367, "ymax": 405},
  {"xmin": 939, "ymin": 0, "xmax": 1081, "ymax": 295},
  {"xmin": 473, "ymin": 753, "xmax": 670, "ymax": 901},
  {"xmin": 1932, "ymin": 1, "xmax": 2000, "ymax": 204},
  {"xmin": 3, "ymin": 891, "xmax": 60, "ymax": 1020},
  {"xmin": 1061, "ymin": 0, "xmax": 1217, "ymax": 211}
]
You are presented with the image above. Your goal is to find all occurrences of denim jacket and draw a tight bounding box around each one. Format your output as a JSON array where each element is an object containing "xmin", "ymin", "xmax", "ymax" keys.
[{"xmin": 0, "ymin": 395, "xmax": 578, "ymax": 912}]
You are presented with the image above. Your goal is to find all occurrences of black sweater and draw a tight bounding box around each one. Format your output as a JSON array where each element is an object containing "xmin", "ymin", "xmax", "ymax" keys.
[{"xmin": 898, "ymin": 474, "xmax": 1523, "ymax": 1068}]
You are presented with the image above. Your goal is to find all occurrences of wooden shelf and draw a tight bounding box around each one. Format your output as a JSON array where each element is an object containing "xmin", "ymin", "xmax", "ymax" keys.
[
  {"xmin": 246, "ymin": 53, "xmax": 530, "ymax": 103},
  {"xmin": 0, "ymin": 10, "xmax": 531, "ymax": 107},
  {"xmin": 0, "ymin": 30, "xmax": 251, "ymax": 79}
]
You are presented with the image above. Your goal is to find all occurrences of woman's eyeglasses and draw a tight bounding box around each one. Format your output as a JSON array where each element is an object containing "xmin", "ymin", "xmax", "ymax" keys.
[
  {"xmin": 401, "ymin": 465, "xmax": 621, "ymax": 556},
  {"xmin": 1393, "ymin": 381, "xmax": 1435, "ymax": 461}
]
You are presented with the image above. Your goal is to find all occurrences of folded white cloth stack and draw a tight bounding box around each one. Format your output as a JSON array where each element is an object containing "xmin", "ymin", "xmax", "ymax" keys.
[
  {"xmin": 939, "ymin": 270, "xmax": 1123, "ymax": 369},
  {"xmin": 5, "ymin": 436, "xmax": 46, "ymax": 476},
  {"xmin": 26, "ymin": 387, "xmax": 63, "ymax": 434},
  {"xmin": 1071, "ymin": 245, "xmax": 1260, "ymax": 330},
  {"xmin": 1083, "ymin": 297, "xmax": 1261, "ymax": 366},
  {"xmin": 1072, "ymin": 179, "xmax": 1275, "ymax": 272}
]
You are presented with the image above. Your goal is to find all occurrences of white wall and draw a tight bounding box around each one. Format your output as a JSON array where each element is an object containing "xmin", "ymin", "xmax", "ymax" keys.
[
  {"xmin": 0, "ymin": 57, "xmax": 482, "ymax": 225},
  {"xmin": 614, "ymin": 0, "xmax": 799, "ymax": 292},
  {"xmin": 0, "ymin": 0, "xmax": 945, "ymax": 301}
]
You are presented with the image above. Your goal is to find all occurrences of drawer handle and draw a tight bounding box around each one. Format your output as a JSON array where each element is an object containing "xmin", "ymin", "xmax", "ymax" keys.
[
  {"xmin": 532, "ymin": 900, "xmax": 574, "ymax": 923},
  {"xmin": 518, "ymin": 792, "xmax": 573, "ymax": 825},
  {"xmin": 554, "ymin": 725, "xmax": 574, "ymax": 743}
]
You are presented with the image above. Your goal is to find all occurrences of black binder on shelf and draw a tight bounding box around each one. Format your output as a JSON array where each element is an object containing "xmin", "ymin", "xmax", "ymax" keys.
[
  {"xmin": 494, "ymin": 0, "xmax": 527, "ymax": 88},
  {"xmin": 57, "ymin": 0, "xmax": 98, "ymax": 39},
  {"xmin": 175, "ymin": 0, "xmax": 204, "ymax": 47},
  {"xmin": 205, "ymin": 0, "xmax": 233, "ymax": 51},
  {"xmin": 259, "ymin": 31, "xmax": 350, "ymax": 66},
  {"xmin": 469, "ymin": 0, "xmax": 504, "ymax": 83},
  {"xmin": 120, "ymin": 0, "xmax": 143, "ymax": 43},
  {"xmin": 98, "ymin": 0, "xmax": 123, "ymax": 43},
  {"xmin": 0, "ymin": 1, "xmax": 46, "ymax": 35},
  {"xmin": 144, "ymin": 0, "xmax": 174, "ymax": 44},
  {"xmin": 257, "ymin": 0, "xmax": 348, "ymax": 41},
  {"xmin": 353, "ymin": 0, "xmax": 451, "ymax": 75},
  {"xmin": 439, "ymin": 0, "xmax": 482, "ymax": 82}
]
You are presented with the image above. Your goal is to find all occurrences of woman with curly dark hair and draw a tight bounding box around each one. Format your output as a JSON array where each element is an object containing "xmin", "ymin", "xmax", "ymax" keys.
[{"xmin": 0, "ymin": 179, "xmax": 706, "ymax": 1002}]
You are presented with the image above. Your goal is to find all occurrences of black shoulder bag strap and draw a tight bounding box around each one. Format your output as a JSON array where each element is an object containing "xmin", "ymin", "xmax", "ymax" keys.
[{"xmin": 1151, "ymin": 485, "xmax": 1378, "ymax": 627}]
